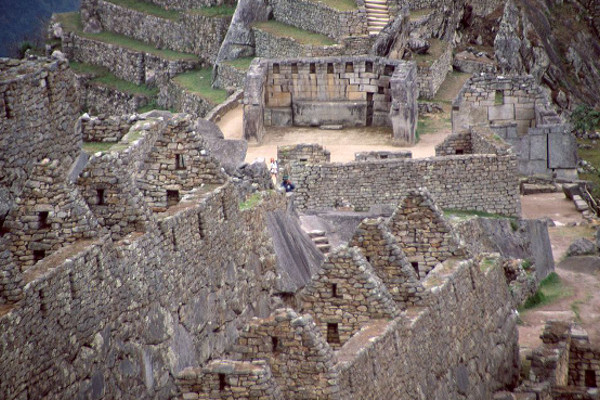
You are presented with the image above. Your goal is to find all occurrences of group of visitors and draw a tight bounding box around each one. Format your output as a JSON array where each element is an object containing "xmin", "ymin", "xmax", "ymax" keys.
[{"xmin": 270, "ymin": 158, "xmax": 295, "ymax": 193}]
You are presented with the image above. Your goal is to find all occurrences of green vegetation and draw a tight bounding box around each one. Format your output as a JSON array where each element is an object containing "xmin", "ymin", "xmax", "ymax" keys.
[
  {"xmin": 239, "ymin": 192, "xmax": 263, "ymax": 210},
  {"xmin": 310, "ymin": 0, "xmax": 357, "ymax": 11},
  {"xmin": 479, "ymin": 257, "xmax": 497, "ymax": 272},
  {"xmin": 521, "ymin": 259, "xmax": 532, "ymax": 271},
  {"xmin": 93, "ymin": 73, "xmax": 158, "ymax": 97},
  {"xmin": 494, "ymin": 90, "xmax": 504, "ymax": 105},
  {"xmin": 69, "ymin": 61, "xmax": 108, "ymax": 76},
  {"xmin": 55, "ymin": 12, "xmax": 197, "ymax": 61},
  {"xmin": 576, "ymin": 138, "xmax": 600, "ymax": 199},
  {"xmin": 414, "ymin": 38, "xmax": 447, "ymax": 67},
  {"xmin": 408, "ymin": 8, "xmax": 433, "ymax": 20},
  {"xmin": 111, "ymin": 130, "xmax": 143, "ymax": 151},
  {"xmin": 443, "ymin": 209, "xmax": 514, "ymax": 220},
  {"xmin": 519, "ymin": 273, "xmax": 572, "ymax": 311},
  {"xmin": 173, "ymin": 69, "xmax": 228, "ymax": 104},
  {"xmin": 224, "ymin": 57, "xmax": 255, "ymax": 71},
  {"xmin": 253, "ymin": 21, "xmax": 336, "ymax": 46},
  {"xmin": 571, "ymin": 104, "xmax": 600, "ymax": 132},
  {"xmin": 105, "ymin": 0, "xmax": 180, "ymax": 20},
  {"xmin": 192, "ymin": 4, "xmax": 236, "ymax": 17},
  {"xmin": 82, "ymin": 142, "xmax": 115, "ymax": 153}
]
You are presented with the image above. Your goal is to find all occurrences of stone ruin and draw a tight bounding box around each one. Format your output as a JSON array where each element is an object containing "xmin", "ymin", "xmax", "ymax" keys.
[
  {"xmin": 452, "ymin": 74, "xmax": 578, "ymax": 179},
  {"xmin": 243, "ymin": 56, "xmax": 418, "ymax": 145},
  {"xmin": 0, "ymin": 55, "xmax": 566, "ymax": 400}
]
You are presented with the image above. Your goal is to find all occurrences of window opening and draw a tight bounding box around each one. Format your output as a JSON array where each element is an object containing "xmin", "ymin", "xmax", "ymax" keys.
[
  {"xmin": 345, "ymin": 62, "xmax": 354, "ymax": 73},
  {"xmin": 167, "ymin": 190, "xmax": 180, "ymax": 207},
  {"xmin": 175, "ymin": 154, "xmax": 185, "ymax": 170},
  {"xmin": 327, "ymin": 323, "xmax": 340, "ymax": 344},
  {"xmin": 273, "ymin": 63, "xmax": 280, "ymax": 74},
  {"xmin": 38, "ymin": 211, "xmax": 50, "ymax": 229}
]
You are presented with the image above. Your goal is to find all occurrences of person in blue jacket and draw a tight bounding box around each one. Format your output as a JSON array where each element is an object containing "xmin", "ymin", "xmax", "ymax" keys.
[{"xmin": 281, "ymin": 176, "xmax": 295, "ymax": 192}]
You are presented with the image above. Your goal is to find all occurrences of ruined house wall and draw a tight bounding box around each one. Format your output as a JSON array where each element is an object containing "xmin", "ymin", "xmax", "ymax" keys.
[
  {"xmin": 135, "ymin": 0, "xmax": 225, "ymax": 11},
  {"xmin": 354, "ymin": 150, "xmax": 412, "ymax": 160},
  {"xmin": 569, "ymin": 343, "xmax": 600, "ymax": 388},
  {"xmin": 0, "ymin": 185, "xmax": 285, "ymax": 400},
  {"xmin": 0, "ymin": 58, "xmax": 80, "ymax": 192},
  {"xmin": 136, "ymin": 115, "xmax": 227, "ymax": 211},
  {"xmin": 289, "ymin": 154, "xmax": 521, "ymax": 216},
  {"xmin": 270, "ymin": 0, "xmax": 368, "ymax": 40},
  {"xmin": 435, "ymin": 131, "xmax": 473, "ymax": 156},
  {"xmin": 452, "ymin": 74, "xmax": 546, "ymax": 135},
  {"xmin": 335, "ymin": 258, "xmax": 520, "ymax": 399},
  {"xmin": 78, "ymin": 114, "xmax": 136, "ymax": 143},
  {"xmin": 160, "ymin": 78, "xmax": 221, "ymax": 118},
  {"xmin": 80, "ymin": 80, "xmax": 151, "ymax": 115},
  {"xmin": 88, "ymin": 0, "xmax": 230, "ymax": 63},
  {"xmin": 298, "ymin": 247, "xmax": 398, "ymax": 349}
]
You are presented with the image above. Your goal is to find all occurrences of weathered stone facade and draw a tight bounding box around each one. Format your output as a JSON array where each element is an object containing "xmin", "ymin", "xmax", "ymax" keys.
[
  {"xmin": 287, "ymin": 133, "xmax": 521, "ymax": 216},
  {"xmin": 416, "ymin": 39, "xmax": 452, "ymax": 99},
  {"xmin": 243, "ymin": 57, "xmax": 418, "ymax": 144},
  {"xmin": 161, "ymin": 78, "xmax": 221, "ymax": 118},
  {"xmin": 452, "ymin": 74, "xmax": 578, "ymax": 178},
  {"xmin": 78, "ymin": 113, "xmax": 137, "ymax": 143}
]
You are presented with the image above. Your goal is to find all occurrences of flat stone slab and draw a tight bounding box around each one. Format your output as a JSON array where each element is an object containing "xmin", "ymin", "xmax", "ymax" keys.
[
  {"xmin": 320, "ymin": 125, "xmax": 343, "ymax": 130},
  {"xmin": 521, "ymin": 183, "xmax": 557, "ymax": 195}
]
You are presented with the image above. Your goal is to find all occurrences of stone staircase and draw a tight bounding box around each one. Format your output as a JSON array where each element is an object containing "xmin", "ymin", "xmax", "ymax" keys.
[
  {"xmin": 307, "ymin": 230, "xmax": 331, "ymax": 256},
  {"xmin": 364, "ymin": 0, "xmax": 391, "ymax": 35}
]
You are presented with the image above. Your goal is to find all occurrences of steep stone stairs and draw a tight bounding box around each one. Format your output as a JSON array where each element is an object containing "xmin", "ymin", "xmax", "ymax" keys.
[
  {"xmin": 364, "ymin": 0, "xmax": 391, "ymax": 35},
  {"xmin": 307, "ymin": 230, "xmax": 331, "ymax": 256}
]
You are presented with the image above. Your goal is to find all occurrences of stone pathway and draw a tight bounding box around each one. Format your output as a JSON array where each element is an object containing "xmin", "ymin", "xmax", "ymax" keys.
[{"xmin": 364, "ymin": 0, "xmax": 391, "ymax": 35}]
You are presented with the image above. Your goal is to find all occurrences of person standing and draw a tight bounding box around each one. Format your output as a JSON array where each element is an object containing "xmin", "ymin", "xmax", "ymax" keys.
[{"xmin": 270, "ymin": 158, "xmax": 278, "ymax": 182}]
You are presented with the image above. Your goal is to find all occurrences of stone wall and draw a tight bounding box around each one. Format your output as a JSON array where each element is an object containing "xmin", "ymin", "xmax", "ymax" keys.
[
  {"xmin": 416, "ymin": 39, "xmax": 452, "ymax": 99},
  {"xmin": 387, "ymin": 189, "xmax": 468, "ymax": 276},
  {"xmin": 160, "ymin": 78, "xmax": 219, "ymax": 118},
  {"xmin": 88, "ymin": 0, "xmax": 230, "ymax": 64},
  {"xmin": 298, "ymin": 247, "xmax": 398, "ymax": 349},
  {"xmin": 270, "ymin": 0, "xmax": 368, "ymax": 40},
  {"xmin": 243, "ymin": 57, "xmax": 418, "ymax": 144},
  {"xmin": 213, "ymin": 62, "xmax": 247, "ymax": 90},
  {"xmin": 78, "ymin": 113, "xmax": 137, "ymax": 143},
  {"xmin": 289, "ymin": 154, "xmax": 521, "ymax": 216},
  {"xmin": 138, "ymin": 0, "xmax": 228, "ymax": 11},
  {"xmin": 252, "ymin": 29, "xmax": 346, "ymax": 59},
  {"xmin": 335, "ymin": 257, "xmax": 519, "ymax": 399},
  {"xmin": 79, "ymin": 79, "xmax": 151, "ymax": 115},
  {"xmin": 0, "ymin": 57, "xmax": 80, "ymax": 193},
  {"xmin": 0, "ymin": 184, "xmax": 286, "ymax": 399},
  {"xmin": 435, "ymin": 131, "xmax": 473, "ymax": 156},
  {"xmin": 354, "ymin": 150, "xmax": 412, "ymax": 160},
  {"xmin": 452, "ymin": 74, "xmax": 578, "ymax": 178},
  {"xmin": 277, "ymin": 143, "xmax": 331, "ymax": 178},
  {"xmin": 62, "ymin": 32, "xmax": 200, "ymax": 86}
]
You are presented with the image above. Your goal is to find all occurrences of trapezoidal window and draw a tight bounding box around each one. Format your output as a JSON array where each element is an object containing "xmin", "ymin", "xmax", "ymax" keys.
[
  {"xmin": 175, "ymin": 154, "xmax": 185, "ymax": 170},
  {"xmin": 272, "ymin": 336, "xmax": 282, "ymax": 353},
  {"xmin": 411, "ymin": 261, "xmax": 419, "ymax": 274},
  {"xmin": 365, "ymin": 61, "xmax": 373, "ymax": 73},
  {"xmin": 219, "ymin": 373, "xmax": 227, "ymax": 391},
  {"xmin": 378, "ymin": 86, "xmax": 385, "ymax": 94},
  {"xmin": 97, "ymin": 189, "xmax": 106, "ymax": 205},
  {"xmin": 327, "ymin": 63, "xmax": 334, "ymax": 74},
  {"xmin": 345, "ymin": 62, "xmax": 354, "ymax": 73},
  {"xmin": 495, "ymin": 90, "xmax": 504, "ymax": 105},
  {"xmin": 384, "ymin": 65, "xmax": 395, "ymax": 76},
  {"xmin": 585, "ymin": 370, "xmax": 597, "ymax": 388},
  {"xmin": 332, "ymin": 283, "xmax": 341, "ymax": 298},
  {"xmin": 291, "ymin": 63, "xmax": 298, "ymax": 74},
  {"xmin": 310, "ymin": 63, "xmax": 316, "ymax": 74},
  {"xmin": 273, "ymin": 63, "xmax": 280, "ymax": 74},
  {"xmin": 33, "ymin": 249, "xmax": 46, "ymax": 262},
  {"xmin": 38, "ymin": 211, "xmax": 50, "ymax": 229},
  {"xmin": 455, "ymin": 149, "xmax": 464, "ymax": 155},
  {"xmin": 327, "ymin": 323, "xmax": 340, "ymax": 344},
  {"xmin": 166, "ymin": 190, "xmax": 180, "ymax": 207}
]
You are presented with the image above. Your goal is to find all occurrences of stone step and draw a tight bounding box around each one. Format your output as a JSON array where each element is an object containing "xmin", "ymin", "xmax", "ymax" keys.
[
  {"xmin": 365, "ymin": 4, "xmax": 389, "ymax": 10},
  {"xmin": 367, "ymin": 14, "xmax": 390, "ymax": 19},
  {"xmin": 313, "ymin": 237, "xmax": 329, "ymax": 245},
  {"xmin": 308, "ymin": 229, "xmax": 326, "ymax": 238},
  {"xmin": 317, "ymin": 243, "xmax": 331, "ymax": 253}
]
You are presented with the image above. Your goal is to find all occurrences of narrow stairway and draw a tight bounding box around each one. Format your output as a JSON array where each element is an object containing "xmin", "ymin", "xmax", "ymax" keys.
[
  {"xmin": 364, "ymin": 0, "xmax": 391, "ymax": 36},
  {"xmin": 307, "ymin": 230, "xmax": 331, "ymax": 256}
]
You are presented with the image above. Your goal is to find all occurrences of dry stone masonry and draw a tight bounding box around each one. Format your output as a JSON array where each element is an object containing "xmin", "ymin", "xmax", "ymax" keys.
[{"xmin": 243, "ymin": 56, "xmax": 418, "ymax": 145}]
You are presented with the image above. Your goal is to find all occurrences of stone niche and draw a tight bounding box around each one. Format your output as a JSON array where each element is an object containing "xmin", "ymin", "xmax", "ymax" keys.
[{"xmin": 243, "ymin": 56, "xmax": 419, "ymax": 145}]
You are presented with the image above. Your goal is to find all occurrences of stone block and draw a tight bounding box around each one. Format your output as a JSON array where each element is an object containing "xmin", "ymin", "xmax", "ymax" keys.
[
  {"xmin": 270, "ymin": 107, "xmax": 293, "ymax": 127},
  {"xmin": 529, "ymin": 134, "xmax": 547, "ymax": 160},
  {"xmin": 515, "ymin": 106, "xmax": 535, "ymax": 121},
  {"xmin": 488, "ymin": 104, "xmax": 515, "ymax": 121},
  {"xmin": 548, "ymin": 132, "xmax": 577, "ymax": 169},
  {"xmin": 292, "ymin": 101, "xmax": 367, "ymax": 127}
]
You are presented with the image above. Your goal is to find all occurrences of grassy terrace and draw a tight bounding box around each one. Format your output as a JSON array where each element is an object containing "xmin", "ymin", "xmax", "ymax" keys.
[
  {"xmin": 253, "ymin": 21, "xmax": 337, "ymax": 46},
  {"xmin": 577, "ymin": 138, "xmax": 600, "ymax": 198},
  {"xmin": 173, "ymin": 69, "xmax": 228, "ymax": 104},
  {"xmin": 70, "ymin": 62, "xmax": 158, "ymax": 97},
  {"xmin": 104, "ymin": 0, "xmax": 180, "ymax": 20},
  {"xmin": 55, "ymin": 12, "xmax": 198, "ymax": 61},
  {"xmin": 191, "ymin": 4, "xmax": 236, "ymax": 17},
  {"xmin": 224, "ymin": 56, "xmax": 255, "ymax": 71},
  {"xmin": 309, "ymin": 0, "xmax": 357, "ymax": 12},
  {"xmin": 414, "ymin": 38, "xmax": 447, "ymax": 67}
]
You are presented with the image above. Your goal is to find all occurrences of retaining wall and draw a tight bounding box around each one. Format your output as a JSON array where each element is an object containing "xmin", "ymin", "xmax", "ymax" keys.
[
  {"xmin": 160, "ymin": 79, "xmax": 219, "ymax": 118},
  {"xmin": 416, "ymin": 39, "xmax": 452, "ymax": 99},
  {"xmin": 289, "ymin": 154, "xmax": 521, "ymax": 216}
]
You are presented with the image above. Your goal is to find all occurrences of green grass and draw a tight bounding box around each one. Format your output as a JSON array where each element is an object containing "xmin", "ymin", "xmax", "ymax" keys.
[
  {"xmin": 69, "ymin": 61, "xmax": 109, "ymax": 77},
  {"xmin": 224, "ymin": 57, "xmax": 255, "ymax": 70},
  {"xmin": 443, "ymin": 209, "xmax": 515, "ymax": 220},
  {"xmin": 111, "ymin": 130, "xmax": 143, "ymax": 151},
  {"xmin": 56, "ymin": 12, "xmax": 197, "ymax": 61},
  {"xmin": 191, "ymin": 4, "xmax": 236, "ymax": 17},
  {"xmin": 105, "ymin": 0, "xmax": 180, "ymax": 20},
  {"xmin": 409, "ymin": 8, "xmax": 434, "ymax": 20},
  {"xmin": 519, "ymin": 273, "xmax": 573, "ymax": 311},
  {"xmin": 479, "ymin": 257, "xmax": 497, "ymax": 272},
  {"xmin": 239, "ymin": 192, "xmax": 263, "ymax": 210},
  {"xmin": 253, "ymin": 21, "xmax": 336, "ymax": 46},
  {"xmin": 82, "ymin": 142, "xmax": 115, "ymax": 153},
  {"xmin": 414, "ymin": 38, "xmax": 447, "ymax": 67},
  {"xmin": 310, "ymin": 0, "xmax": 357, "ymax": 11},
  {"xmin": 577, "ymin": 138, "xmax": 600, "ymax": 199},
  {"xmin": 173, "ymin": 69, "xmax": 228, "ymax": 104},
  {"xmin": 92, "ymin": 74, "xmax": 158, "ymax": 97},
  {"xmin": 495, "ymin": 90, "xmax": 504, "ymax": 105}
]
